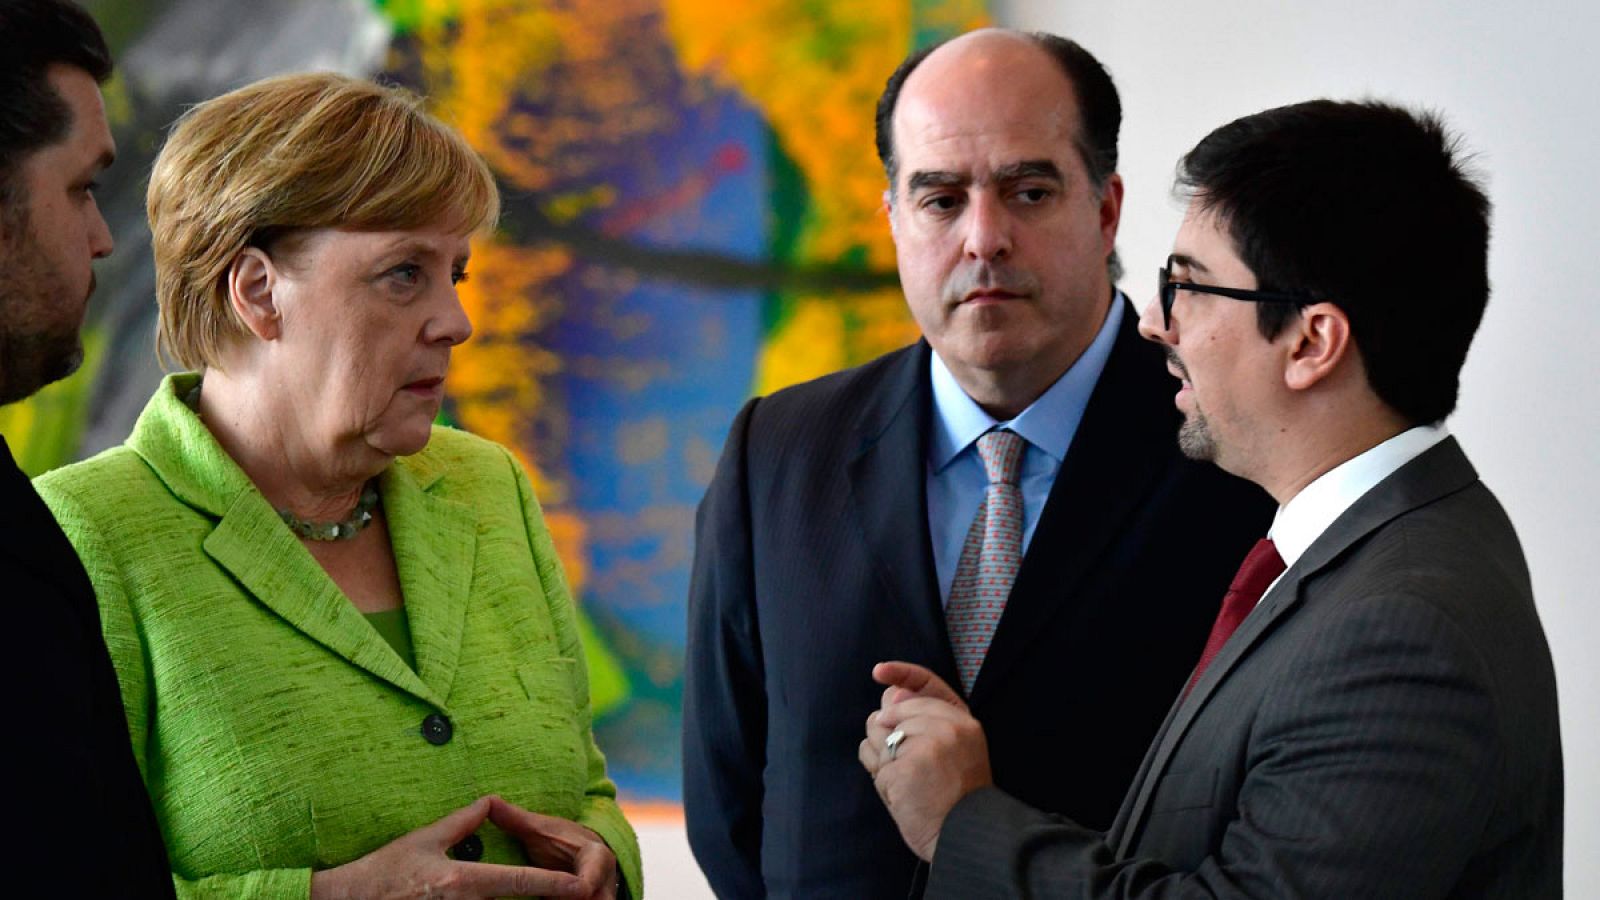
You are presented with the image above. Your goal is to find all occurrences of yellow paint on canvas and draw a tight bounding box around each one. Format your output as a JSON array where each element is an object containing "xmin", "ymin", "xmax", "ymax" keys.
[{"xmin": 663, "ymin": 0, "xmax": 986, "ymax": 390}]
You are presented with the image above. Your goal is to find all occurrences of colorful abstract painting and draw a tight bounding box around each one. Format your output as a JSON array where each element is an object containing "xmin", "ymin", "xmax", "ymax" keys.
[{"xmin": 11, "ymin": 0, "xmax": 986, "ymax": 804}]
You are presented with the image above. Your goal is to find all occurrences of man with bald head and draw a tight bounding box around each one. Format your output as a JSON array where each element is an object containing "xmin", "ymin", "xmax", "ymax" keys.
[{"xmin": 684, "ymin": 29, "xmax": 1271, "ymax": 897}]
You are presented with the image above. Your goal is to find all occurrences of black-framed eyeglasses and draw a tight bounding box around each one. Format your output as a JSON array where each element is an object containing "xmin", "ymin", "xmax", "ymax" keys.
[{"xmin": 1157, "ymin": 260, "xmax": 1310, "ymax": 330}]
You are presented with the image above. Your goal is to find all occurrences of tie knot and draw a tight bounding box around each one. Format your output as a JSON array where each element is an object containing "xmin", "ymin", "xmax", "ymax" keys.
[
  {"xmin": 1230, "ymin": 537, "xmax": 1287, "ymax": 600},
  {"xmin": 975, "ymin": 429, "xmax": 1025, "ymax": 486}
]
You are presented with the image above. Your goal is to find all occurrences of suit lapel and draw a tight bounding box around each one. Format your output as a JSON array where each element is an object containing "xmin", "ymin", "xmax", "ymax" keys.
[
  {"xmin": 1109, "ymin": 689, "xmax": 1187, "ymax": 850},
  {"xmin": 968, "ymin": 304, "xmax": 1172, "ymax": 706},
  {"xmin": 383, "ymin": 452, "xmax": 478, "ymax": 705},
  {"xmin": 1115, "ymin": 438, "xmax": 1480, "ymax": 854},
  {"xmin": 203, "ymin": 494, "xmax": 444, "ymax": 708},
  {"xmin": 845, "ymin": 343, "xmax": 957, "ymax": 679},
  {"xmin": 129, "ymin": 373, "xmax": 450, "ymax": 709}
]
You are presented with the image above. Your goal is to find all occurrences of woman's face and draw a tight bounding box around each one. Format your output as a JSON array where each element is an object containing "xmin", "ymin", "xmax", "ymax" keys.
[{"xmin": 265, "ymin": 225, "xmax": 473, "ymax": 461}]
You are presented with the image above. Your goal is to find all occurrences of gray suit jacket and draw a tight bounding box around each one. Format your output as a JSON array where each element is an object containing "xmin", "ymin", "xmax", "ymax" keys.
[{"xmin": 928, "ymin": 437, "xmax": 1562, "ymax": 898}]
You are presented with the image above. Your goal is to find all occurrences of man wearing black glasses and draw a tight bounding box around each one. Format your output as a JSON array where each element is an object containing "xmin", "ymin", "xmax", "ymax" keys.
[{"xmin": 863, "ymin": 99, "xmax": 1561, "ymax": 898}]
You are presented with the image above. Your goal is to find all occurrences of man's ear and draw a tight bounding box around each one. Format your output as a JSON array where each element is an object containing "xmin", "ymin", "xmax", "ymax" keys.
[
  {"xmin": 1097, "ymin": 172, "xmax": 1125, "ymax": 253},
  {"xmin": 227, "ymin": 247, "xmax": 282, "ymax": 342},
  {"xmin": 1283, "ymin": 302, "xmax": 1354, "ymax": 392}
]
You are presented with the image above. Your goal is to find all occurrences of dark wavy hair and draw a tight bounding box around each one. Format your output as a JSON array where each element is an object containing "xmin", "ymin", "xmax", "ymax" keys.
[
  {"xmin": 0, "ymin": 0, "xmax": 113, "ymax": 211},
  {"xmin": 1177, "ymin": 100, "xmax": 1491, "ymax": 426}
]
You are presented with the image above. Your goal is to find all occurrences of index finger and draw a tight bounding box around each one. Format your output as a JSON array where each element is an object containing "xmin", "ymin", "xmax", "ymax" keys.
[
  {"xmin": 877, "ymin": 695, "xmax": 976, "ymax": 729},
  {"xmin": 415, "ymin": 796, "xmax": 495, "ymax": 851},
  {"xmin": 487, "ymin": 795, "xmax": 580, "ymax": 847},
  {"xmin": 873, "ymin": 661, "xmax": 966, "ymax": 708}
]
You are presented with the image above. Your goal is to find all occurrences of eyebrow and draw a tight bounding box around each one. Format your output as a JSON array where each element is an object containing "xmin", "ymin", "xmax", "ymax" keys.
[
  {"xmin": 906, "ymin": 159, "xmax": 1066, "ymax": 195},
  {"xmin": 380, "ymin": 236, "xmax": 472, "ymax": 266},
  {"xmin": 1167, "ymin": 253, "xmax": 1211, "ymax": 276},
  {"xmin": 75, "ymin": 148, "xmax": 114, "ymax": 181},
  {"xmin": 906, "ymin": 170, "xmax": 967, "ymax": 193},
  {"xmin": 992, "ymin": 160, "xmax": 1062, "ymax": 183}
]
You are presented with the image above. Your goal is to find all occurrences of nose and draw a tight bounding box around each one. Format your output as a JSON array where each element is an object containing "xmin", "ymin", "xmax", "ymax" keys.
[
  {"xmin": 963, "ymin": 191, "xmax": 1011, "ymax": 262},
  {"xmin": 432, "ymin": 285, "xmax": 474, "ymax": 346},
  {"xmin": 1136, "ymin": 293, "xmax": 1172, "ymax": 345},
  {"xmin": 88, "ymin": 199, "xmax": 113, "ymax": 259}
]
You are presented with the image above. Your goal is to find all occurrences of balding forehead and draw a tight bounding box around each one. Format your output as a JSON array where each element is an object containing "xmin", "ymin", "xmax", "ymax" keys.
[
  {"xmin": 923, "ymin": 28, "xmax": 1051, "ymax": 67},
  {"xmin": 893, "ymin": 42, "xmax": 1080, "ymax": 157},
  {"xmin": 903, "ymin": 31, "xmax": 1075, "ymax": 107},
  {"xmin": 892, "ymin": 45, "xmax": 1080, "ymax": 152}
]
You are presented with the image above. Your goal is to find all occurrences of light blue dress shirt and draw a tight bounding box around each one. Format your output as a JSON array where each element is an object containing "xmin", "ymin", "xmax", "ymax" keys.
[{"xmin": 926, "ymin": 296, "xmax": 1125, "ymax": 605}]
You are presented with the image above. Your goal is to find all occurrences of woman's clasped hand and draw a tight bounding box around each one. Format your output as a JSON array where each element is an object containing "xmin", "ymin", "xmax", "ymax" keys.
[{"xmin": 309, "ymin": 796, "xmax": 618, "ymax": 900}]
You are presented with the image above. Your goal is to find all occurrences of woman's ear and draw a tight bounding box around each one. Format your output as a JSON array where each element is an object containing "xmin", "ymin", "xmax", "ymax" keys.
[
  {"xmin": 1283, "ymin": 302, "xmax": 1354, "ymax": 392},
  {"xmin": 227, "ymin": 247, "xmax": 282, "ymax": 342}
]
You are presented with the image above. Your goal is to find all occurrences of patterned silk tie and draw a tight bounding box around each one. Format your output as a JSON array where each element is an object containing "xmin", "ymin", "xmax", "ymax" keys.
[
  {"xmin": 1184, "ymin": 537, "xmax": 1286, "ymax": 697},
  {"xmin": 946, "ymin": 429, "xmax": 1026, "ymax": 695}
]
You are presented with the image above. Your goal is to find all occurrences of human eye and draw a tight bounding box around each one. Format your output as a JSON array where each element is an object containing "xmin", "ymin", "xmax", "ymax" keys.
[
  {"xmin": 919, "ymin": 193, "xmax": 962, "ymax": 215},
  {"xmin": 385, "ymin": 263, "xmax": 423, "ymax": 287},
  {"xmin": 1013, "ymin": 185, "xmax": 1053, "ymax": 205},
  {"xmin": 451, "ymin": 268, "xmax": 470, "ymax": 285}
]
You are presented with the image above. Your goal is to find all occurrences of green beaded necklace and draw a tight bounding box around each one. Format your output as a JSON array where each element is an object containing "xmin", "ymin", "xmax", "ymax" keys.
[{"xmin": 278, "ymin": 481, "xmax": 380, "ymax": 542}]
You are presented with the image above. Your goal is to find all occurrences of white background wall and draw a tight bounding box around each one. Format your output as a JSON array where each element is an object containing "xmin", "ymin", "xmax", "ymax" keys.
[{"xmin": 1002, "ymin": 0, "xmax": 1600, "ymax": 891}]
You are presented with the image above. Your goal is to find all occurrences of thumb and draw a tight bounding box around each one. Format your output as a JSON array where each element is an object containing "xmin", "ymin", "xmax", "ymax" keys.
[
  {"xmin": 873, "ymin": 661, "xmax": 966, "ymax": 708},
  {"xmin": 416, "ymin": 796, "xmax": 495, "ymax": 851}
]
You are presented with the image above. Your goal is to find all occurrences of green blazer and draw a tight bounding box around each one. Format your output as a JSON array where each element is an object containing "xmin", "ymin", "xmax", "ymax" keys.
[{"xmin": 36, "ymin": 374, "xmax": 641, "ymax": 898}]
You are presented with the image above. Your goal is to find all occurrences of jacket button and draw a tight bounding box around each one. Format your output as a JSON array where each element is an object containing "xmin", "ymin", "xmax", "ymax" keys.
[
  {"xmin": 450, "ymin": 833, "xmax": 484, "ymax": 861},
  {"xmin": 421, "ymin": 713, "xmax": 452, "ymax": 745}
]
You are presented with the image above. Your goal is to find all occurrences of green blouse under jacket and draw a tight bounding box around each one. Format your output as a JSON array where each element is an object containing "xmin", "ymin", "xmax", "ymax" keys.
[{"xmin": 35, "ymin": 373, "xmax": 642, "ymax": 898}]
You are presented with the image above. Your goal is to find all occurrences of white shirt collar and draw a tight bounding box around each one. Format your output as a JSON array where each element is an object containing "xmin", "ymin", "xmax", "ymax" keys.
[{"xmin": 1269, "ymin": 423, "xmax": 1452, "ymax": 568}]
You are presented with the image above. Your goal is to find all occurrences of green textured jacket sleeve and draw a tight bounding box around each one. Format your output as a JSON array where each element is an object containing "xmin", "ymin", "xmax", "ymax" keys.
[
  {"xmin": 40, "ymin": 465, "xmax": 317, "ymax": 899},
  {"xmin": 507, "ymin": 446, "xmax": 644, "ymax": 898}
]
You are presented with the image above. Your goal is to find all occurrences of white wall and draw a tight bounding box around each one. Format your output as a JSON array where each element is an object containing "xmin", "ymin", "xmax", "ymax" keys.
[
  {"xmin": 634, "ymin": 814, "xmax": 713, "ymax": 898},
  {"xmin": 1001, "ymin": 0, "xmax": 1600, "ymax": 889}
]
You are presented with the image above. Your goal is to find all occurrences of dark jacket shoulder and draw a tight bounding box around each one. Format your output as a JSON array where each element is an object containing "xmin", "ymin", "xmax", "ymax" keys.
[{"xmin": 744, "ymin": 342, "xmax": 927, "ymax": 446}]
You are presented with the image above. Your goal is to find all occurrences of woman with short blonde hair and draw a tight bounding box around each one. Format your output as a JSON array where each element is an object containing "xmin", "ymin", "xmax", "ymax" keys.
[
  {"xmin": 148, "ymin": 72, "xmax": 500, "ymax": 370},
  {"xmin": 38, "ymin": 72, "xmax": 640, "ymax": 899}
]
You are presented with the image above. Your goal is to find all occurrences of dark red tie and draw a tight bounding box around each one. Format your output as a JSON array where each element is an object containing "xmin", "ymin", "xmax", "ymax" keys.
[{"xmin": 1185, "ymin": 538, "xmax": 1286, "ymax": 697}]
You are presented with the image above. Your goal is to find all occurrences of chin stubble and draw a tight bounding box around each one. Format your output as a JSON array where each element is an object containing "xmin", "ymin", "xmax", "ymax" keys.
[
  {"xmin": 1164, "ymin": 347, "xmax": 1216, "ymax": 461},
  {"xmin": 1177, "ymin": 410, "xmax": 1216, "ymax": 461},
  {"xmin": 0, "ymin": 239, "xmax": 90, "ymax": 405}
]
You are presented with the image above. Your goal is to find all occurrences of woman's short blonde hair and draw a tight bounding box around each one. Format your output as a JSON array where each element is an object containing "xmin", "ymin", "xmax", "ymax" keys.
[{"xmin": 147, "ymin": 72, "xmax": 500, "ymax": 370}]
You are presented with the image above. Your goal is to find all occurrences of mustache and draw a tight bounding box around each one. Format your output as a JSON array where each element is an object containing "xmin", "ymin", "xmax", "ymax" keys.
[
  {"xmin": 946, "ymin": 263, "xmax": 1038, "ymax": 300},
  {"xmin": 1164, "ymin": 347, "xmax": 1190, "ymax": 380}
]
